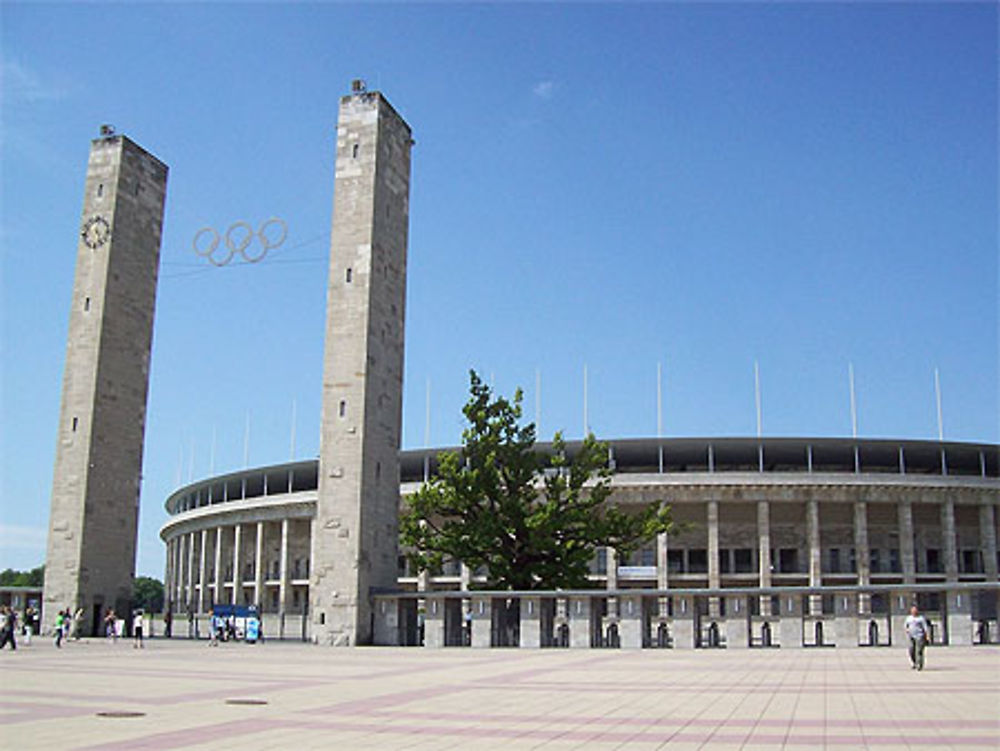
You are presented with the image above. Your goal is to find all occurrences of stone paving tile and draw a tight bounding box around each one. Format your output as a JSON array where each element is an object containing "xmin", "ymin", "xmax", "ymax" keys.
[{"xmin": 3, "ymin": 639, "xmax": 998, "ymax": 749}]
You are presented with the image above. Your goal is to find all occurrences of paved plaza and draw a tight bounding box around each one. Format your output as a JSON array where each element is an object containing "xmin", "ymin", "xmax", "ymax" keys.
[{"xmin": 4, "ymin": 638, "xmax": 999, "ymax": 750}]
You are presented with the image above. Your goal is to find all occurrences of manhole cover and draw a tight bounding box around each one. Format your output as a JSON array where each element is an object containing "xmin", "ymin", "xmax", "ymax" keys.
[
  {"xmin": 225, "ymin": 699, "xmax": 268, "ymax": 706},
  {"xmin": 96, "ymin": 711, "xmax": 146, "ymax": 718}
]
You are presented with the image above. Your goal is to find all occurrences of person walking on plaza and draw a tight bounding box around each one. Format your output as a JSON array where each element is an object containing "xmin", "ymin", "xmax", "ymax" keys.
[
  {"xmin": 54, "ymin": 610, "xmax": 66, "ymax": 648},
  {"xmin": 23, "ymin": 606, "xmax": 35, "ymax": 646},
  {"xmin": 104, "ymin": 608, "xmax": 118, "ymax": 642},
  {"xmin": 904, "ymin": 604, "xmax": 931, "ymax": 671},
  {"xmin": 133, "ymin": 610, "xmax": 145, "ymax": 649},
  {"xmin": 0, "ymin": 605, "xmax": 17, "ymax": 650}
]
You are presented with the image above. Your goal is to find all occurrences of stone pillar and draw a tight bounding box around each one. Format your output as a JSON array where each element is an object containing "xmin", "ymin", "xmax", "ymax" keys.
[
  {"xmin": 186, "ymin": 531, "xmax": 196, "ymax": 611},
  {"xmin": 520, "ymin": 596, "xmax": 541, "ymax": 649},
  {"xmin": 778, "ymin": 593, "xmax": 803, "ymax": 648},
  {"xmin": 854, "ymin": 501, "xmax": 871, "ymax": 614},
  {"xmin": 725, "ymin": 593, "xmax": 749, "ymax": 649},
  {"xmin": 198, "ymin": 529, "xmax": 208, "ymax": 613},
  {"xmin": 946, "ymin": 589, "xmax": 974, "ymax": 645},
  {"xmin": 707, "ymin": 500, "xmax": 720, "ymax": 617},
  {"xmin": 373, "ymin": 597, "xmax": 398, "ymax": 646},
  {"xmin": 672, "ymin": 594, "xmax": 696, "ymax": 649},
  {"xmin": 942, "ymin": 500, "xmax": 958, "ymax": 581},
  {"xmin": 899, "ymin": 500, "xmax": 916, "ymax": 584},
  {"xmin": 254, "ymin": 521, "xmax": 264, "ymax": 607},
  {"xmin": 279, "ymin": 519, "xmax": 290, "ymax": 615},
  {"xmin": 656, "ymin": 531, "xmax": 669, "ymax": 621},
  {"xmin": 619, "ymin": 594, "xmax": 643, "ymax": 649},
  {"xmin": 834, "ymin": 592, "xmax": 858, "ymax": 647},
  {"xmin": 807, "ymin": 498, "xmax": 822, "ymax": 615},
  {"xmin": 980, "ymin": 503, "xmax": 998, "ymax": 579},
  {"xmin": 211, "ymin": 527, "xmax": 222, "ymax": 606},
  {"xmin": 889, "ymin": 591, "xmax": 911, "ymax": 647},
  {"xmin": 568, "ymin": 596, "xmax": 592, "ymax": 648},
  {"xmin": 231, "ymin": 524, "xmax": 242, "ymax": 605},
  {"xmin": 163, "ymin": 540, "xmax": 173, "ymax": 612},
  {"xmin": 469, "ymin": 595, "xmax": 490, "ymax": 648},
  {"xmin": 758, "ymin": 501, "xmax": 772, "ymax": 615},
  {"xmin": 423, "ymin": 596, "xmax": 444, "ymax": 649}
]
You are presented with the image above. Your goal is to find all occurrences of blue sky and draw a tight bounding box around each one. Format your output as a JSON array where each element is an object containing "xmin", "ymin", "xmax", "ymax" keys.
[{"xmin": 2, "ymin": 2, "xmax": 997, "ymax": 577}]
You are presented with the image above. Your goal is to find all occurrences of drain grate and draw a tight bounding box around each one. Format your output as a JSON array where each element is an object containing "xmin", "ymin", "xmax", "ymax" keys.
[
  {"xmin": 96, "ymin": 711, "xmax": 146, "ymax": 718},
  {"xmin": 225, "ymin": 698, "xmax": 268, "ymax": 706}
]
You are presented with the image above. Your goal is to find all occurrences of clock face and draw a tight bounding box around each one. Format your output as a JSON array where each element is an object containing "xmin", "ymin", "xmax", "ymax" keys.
[{"xmin": 81, "ymin": 215, "xmax": 111, "ymax": 249}]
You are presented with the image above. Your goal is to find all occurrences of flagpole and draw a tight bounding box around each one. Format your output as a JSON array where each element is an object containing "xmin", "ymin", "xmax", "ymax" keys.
[{"xmin": 657, "ymin": 362, "xmax": 664, "ymax": 473}]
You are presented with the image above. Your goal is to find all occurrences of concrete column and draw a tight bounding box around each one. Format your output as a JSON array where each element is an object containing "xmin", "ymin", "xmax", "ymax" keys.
[
  {"xmin": 673, "ymin": 594, "xmax": 696, "ymax": 649},
  {"xmin": 725, "ymin": 593, "xmax": 749, "ymax": 649},
  {"xmin": 980, "ymin": 503, "xmax": 998, "ymax": 578},
  {"xmin": 373, "ymin": 597, "xmax": 398, "ymax": 646},
  {"xmin": 470, "ymin": 595, "xmax": 491, "ymax": 648},
  {"xmin": 186, "ymin": 531, "xmax": 196, "ymax": 610},
  {"xmin": 605, "ymin": 547, "xmax": 618, "ymax": 616},
  {"xmin": 656, "ymin": 531, "xmax": 669, "ymax": 620},
  {"xmin": 198, "ymin": 529, "xmax": 208, "ymax": 613},
  {"xmin": 889, "ymin": 591, "xmax": 911, "ymax": 647},
  {"xmin": 854, "ymin": 501, "xmax": 870, "ymax": 614},
  {"xmin": 707, "ymin": 500, "xmax": 720, "ymax": 617},
  {"xmin": 179, "ymin": 537, "xmax": 188, "ymax": 608},
  {"xmin": 254, "ymin": 521, "xmax": 264, "ymax": 607},
  {"xmin": 213, "ymin": 526, "xmax": 223, "ymax": 606},
  {"xmin": 758, "ymin": 500, "xmax": 771, "ymax": 615},
  {"xmin": 778, "ymin": 593, "xmax": 803, "ymax": 648},
  {"xmin": 232, "ymin": 524, "xmax": 242, "ymax": 605},
  {"xmin": 834, "ymin": 592, "xmax": 858, "ymax": 647},
  {"xmin": 619, "ymin": 594, "xmax": 643, "ymax": 649},
  {"xmin": 807, "ymin": 498, "xmax": 821, "ymax": 615},
  {"xmin": 423, "ymin": 595, "xmax": 444, "ymax": 649},
  {"xmin": 942, "ymin": 500, "xmax": 958, "ymax": 580},
  {"xmin": 174, "ymin": 536, "xmax": 183, "ymax": 608},
  {"xmin": 568, "ymin": 596, "xmax": 592, "ymax": 648},
  {"xmin": 279, "ymin": 519, "xmax": 290, "ymax": 615},
  {"xmin": 899, "ymin": 500, "xmax": 916, "ymax": 583},
  {"xmin": 164, "ymin": 540, "xmax": 173, "ymax": 609},
  {"xmin": 946, "ymin": 589, "xmax": 974, "ymax": 645},
  {"xmin": 520, "ymin": 596, "xmax": 541, "ymax": 649}
]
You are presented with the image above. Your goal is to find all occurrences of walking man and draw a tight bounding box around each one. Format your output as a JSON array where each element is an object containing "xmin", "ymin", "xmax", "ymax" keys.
[
  {"xmin": 904, "ymin": 604, "xmax": 931, "ymax": 671},
  {"xmin": 133, "ymin": 610, "xmax": 145, "ymax": 649}
]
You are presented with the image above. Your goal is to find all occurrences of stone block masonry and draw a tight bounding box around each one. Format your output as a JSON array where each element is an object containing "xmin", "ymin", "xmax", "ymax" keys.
[{"xmin": 44, "ymin": 133, "xmax": 168, "ymax": 636}]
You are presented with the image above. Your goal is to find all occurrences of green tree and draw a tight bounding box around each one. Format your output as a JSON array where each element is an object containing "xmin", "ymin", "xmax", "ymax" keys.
[
  {"xmin": 400, "ymin": 371, "xmax": 675, "ymax": 590},
  {"xmin": 133, "ymin": 576, "xmax": 165, "ymax": 613},
  {"xmin": 0, "ymin": 565, "xmax": 44, "ymax": 587}
]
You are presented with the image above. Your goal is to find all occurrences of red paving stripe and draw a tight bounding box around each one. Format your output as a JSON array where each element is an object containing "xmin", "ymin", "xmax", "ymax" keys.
[
  {"xmin": 77, "ymin": 718, "xmax": 276, "ymax": 751},
  {"xmin": 361, "ymin": 708, "xmax": 999, "ymax": 730}
]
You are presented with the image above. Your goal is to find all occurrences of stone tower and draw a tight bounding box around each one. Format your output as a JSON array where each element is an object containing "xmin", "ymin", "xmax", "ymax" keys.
[
  {"xmin": 44, "ymin": 131, "xmax": 168, "ymax": 635},
  {"xmin": 310, "ymin": 87, "xmax": 412, "ymax": 645}
]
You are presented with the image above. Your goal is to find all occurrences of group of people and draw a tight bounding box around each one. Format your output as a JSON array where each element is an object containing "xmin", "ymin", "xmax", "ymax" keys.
[{"xmin": 52, "ymin": 607, "xmax": 84, "ymax": 647}]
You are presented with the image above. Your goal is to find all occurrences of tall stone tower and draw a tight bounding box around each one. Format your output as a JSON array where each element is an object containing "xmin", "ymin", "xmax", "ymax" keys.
[
  {"xmin": 44, "ymin": 131, "xmax": 168, "ymax": 635},
  {"xmin": 310, "ymin": 86, "xmax": 412, "ymax": 645}
]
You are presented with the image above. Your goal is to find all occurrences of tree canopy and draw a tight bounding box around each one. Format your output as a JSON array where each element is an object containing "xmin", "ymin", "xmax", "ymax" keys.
[
  {"xmin": 399, "ymin": 371, "xmax": 675, "ymax": 590},
  {"xmin": 133, "ymin": 576, "xmax": 165, "ymax": 613},
  {"xmin": 0, "ymin": 565, "xmax": 44, "ymax": 587}
]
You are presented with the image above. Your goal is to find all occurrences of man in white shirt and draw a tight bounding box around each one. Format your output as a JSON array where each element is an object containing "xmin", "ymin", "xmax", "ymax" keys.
[
  {"xmin": 904, "ymin": 605, "xmax": 930, "ymax": 670},
  {"xmin": 133, "ymin": 610, "xmax": 145, "ymax": 649}
]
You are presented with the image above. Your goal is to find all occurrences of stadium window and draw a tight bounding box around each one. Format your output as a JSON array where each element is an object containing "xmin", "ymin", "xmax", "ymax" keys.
[
  {"xmin": 352, "ymin": 143, "xmax": 359, "ymax": 159},
  {"xmin": 346, "ymin": 267, "xmax": 352, "ymax": 283},
  {"xmin": 688, "ymin": 549, "xmax": 707, "ymax": 574},
  {"xmin": 84, "ymin": 297, "xmax": 91, "ymax": 311},
  {"xmin": 339, "ymin": 399, "xmax": 346, "ymax": 418},
  {"xmin": 71, "ymin": 417, "xmax": 78, "ymax": 432}
]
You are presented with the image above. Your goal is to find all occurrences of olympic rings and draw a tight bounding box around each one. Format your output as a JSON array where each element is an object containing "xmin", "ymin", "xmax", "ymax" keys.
[{"xmin": 192, "ymin": 218, "xmax": 287, "ymax": 266}]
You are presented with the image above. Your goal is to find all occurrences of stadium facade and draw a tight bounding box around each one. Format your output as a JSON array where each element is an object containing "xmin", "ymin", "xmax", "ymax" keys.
[{"xmin": 160, "ymin": 436, "xmax": 1000, "ymax": 647}]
